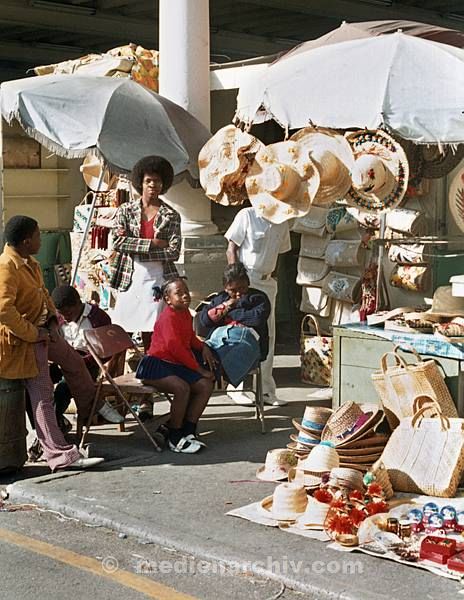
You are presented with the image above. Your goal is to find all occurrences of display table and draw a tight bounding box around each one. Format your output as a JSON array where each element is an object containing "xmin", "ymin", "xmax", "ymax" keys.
[{"xmin": 332, "ymin": 324, "xmax": 464, "ymax": 416}]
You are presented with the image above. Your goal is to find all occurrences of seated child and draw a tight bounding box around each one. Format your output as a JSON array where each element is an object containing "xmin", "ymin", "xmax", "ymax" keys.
[
  {"xmin": 199, "ymin": 262, "xmax": 271, "ymax": 386},
  {"xmin": 135, "ymin": 277, "xmax": 216, "ymax": 454},
  {"xmin": 51, "ymin": 285, "xmax": 123, "ymax": 431}
]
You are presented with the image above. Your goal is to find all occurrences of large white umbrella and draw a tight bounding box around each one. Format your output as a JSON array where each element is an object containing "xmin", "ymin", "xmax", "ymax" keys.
[
  {"xmin": 1, "ymin": 74, "xmax": 211, "ymax": 183},
  {"xmin": 235, "ymin": 32, "xmax": 464, "ymax": 144}
]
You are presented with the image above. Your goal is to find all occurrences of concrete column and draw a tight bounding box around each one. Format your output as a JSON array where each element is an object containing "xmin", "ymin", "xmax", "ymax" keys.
[{"xmin": 159, "ymin": 0, "xmax": 217, "ymax": 237}]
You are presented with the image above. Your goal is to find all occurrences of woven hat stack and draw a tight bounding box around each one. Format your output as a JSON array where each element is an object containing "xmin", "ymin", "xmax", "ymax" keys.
[
  {"xmin": 287, "ymin": 405, "xmax": 333, "ymax": 458},
  {"xmin": 288, "ymin": 441, "xmax": 339, "ymax": 489},
  {"xmin": 321, "ymin": 401, "xmax": 386, "ymax": 472}
]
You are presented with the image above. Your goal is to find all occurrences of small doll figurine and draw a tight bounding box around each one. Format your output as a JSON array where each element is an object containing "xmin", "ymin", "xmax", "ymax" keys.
[{"xmin": 440, "ymin": 506, "xmax": 457, "ymax": 532}]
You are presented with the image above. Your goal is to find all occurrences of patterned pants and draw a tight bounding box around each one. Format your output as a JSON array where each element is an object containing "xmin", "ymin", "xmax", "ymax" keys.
[{"xmin": 24, "ymin": 342, "xmax": 80, "ymax": 471}]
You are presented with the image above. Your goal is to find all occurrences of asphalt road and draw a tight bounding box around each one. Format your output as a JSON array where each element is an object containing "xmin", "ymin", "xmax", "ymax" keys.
[{"xmin": 0, "ymin": 507, "xmax": 308, "ymax": 600}]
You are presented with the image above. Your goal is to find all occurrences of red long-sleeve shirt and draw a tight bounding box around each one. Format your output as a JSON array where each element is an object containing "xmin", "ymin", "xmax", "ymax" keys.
[{"xmin": 147, "ymin": 306, "xmax": 203, "ymax": 371}]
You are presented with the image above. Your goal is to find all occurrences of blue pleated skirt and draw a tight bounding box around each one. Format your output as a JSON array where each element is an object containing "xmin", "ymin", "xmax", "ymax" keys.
[{"xmin": 136, "ymin": 355, "xmax": 203, "ymax": 385}]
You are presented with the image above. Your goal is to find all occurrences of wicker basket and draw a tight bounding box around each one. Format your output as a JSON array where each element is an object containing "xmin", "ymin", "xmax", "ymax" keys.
[
  {"xmin": 370, "ymin": 460, "xmax": 394, "ymax": 500},
  {"xmin": 371, "ymin": 345, "xmax": 457, "ymax": 430}
]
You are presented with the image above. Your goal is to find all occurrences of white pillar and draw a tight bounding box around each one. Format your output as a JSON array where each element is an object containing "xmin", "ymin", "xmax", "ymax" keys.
[{"xmin": 159, "ymin": 0, "xmax": 217, "ymax": 236}]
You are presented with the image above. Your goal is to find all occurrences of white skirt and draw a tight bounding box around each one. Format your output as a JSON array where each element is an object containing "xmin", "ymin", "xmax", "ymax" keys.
[{"xmin": 110, "ymin": 258, "xmax": 165, "ymax": 332}]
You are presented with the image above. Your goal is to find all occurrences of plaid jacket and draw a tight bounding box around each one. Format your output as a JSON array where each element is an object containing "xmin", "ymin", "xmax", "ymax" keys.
[{"xmin": 109, "ymin": 200, "xmax": 181, "ymax": 291}]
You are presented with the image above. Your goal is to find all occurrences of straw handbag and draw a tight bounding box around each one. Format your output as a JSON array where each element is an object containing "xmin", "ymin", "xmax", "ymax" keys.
[
  {"xmin": 371, "ymin": 345, "xmax": 457, "ymax": 430},
  {"xmin": 380, "ymin": 396, "xmax": 464, "ymax": 497},
  {"xmin": 300, "ymin": 314, "xmax": 332, "ymax": 387}
]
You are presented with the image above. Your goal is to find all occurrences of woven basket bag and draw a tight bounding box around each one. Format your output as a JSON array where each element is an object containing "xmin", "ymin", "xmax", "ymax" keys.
[
  {"xmin": 371, "ymin": 345, "xmax": 457, "ymax": 430},
  {"xmin": 379, "ymin": 395, "xmax": 464, "ymax": 497},
  {"xmin": 300, "ymin": 314, "xmax": 332, "ymax": 387},
  {"xmin": 369, "ymin": 460, "xmax": 394, "ymax": 500}
]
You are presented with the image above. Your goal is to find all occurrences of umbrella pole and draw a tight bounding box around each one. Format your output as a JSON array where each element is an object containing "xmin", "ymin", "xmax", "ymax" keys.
[
  {"xmin": 375, "ymin": 212, "xmax": 387, "ymax": 311},
  {"xmin": 71, "ymin": 165, "xmax": 108, "ymax": 286}
]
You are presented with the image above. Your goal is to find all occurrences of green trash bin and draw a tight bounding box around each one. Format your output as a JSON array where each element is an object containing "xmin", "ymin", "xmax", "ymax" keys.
[{"xmin": 0, "ymin": 378, "xmax": 27, "ymax": 473}]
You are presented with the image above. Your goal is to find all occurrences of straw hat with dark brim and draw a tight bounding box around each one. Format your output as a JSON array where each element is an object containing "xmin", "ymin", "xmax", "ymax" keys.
[
  {"xmin": 198, "ymin": 124, "xmax": 264, "ymax": 206},
  {"xmin": 245, "ymin": 141, "xmax": 320, "ymax": 224},
  {"xmin": 290, "ymin": 127, "xmax": 354, "ymax": 206},
  {"xmin": 336, "ymin": 433, "xmax": 389, "ymax": 450},
  {"xmin": 337, "ymin": 452, "xmax": 383, "ymax": 464},
  {"xmin": 345, "ymin": 130, "xmax": 409, "ymax": 213},
  {"xmin": 321, "ymin": 402, "xmax": 384, "ymax": 447},
  {"xmin": 422, "ymin": 144, "xmax": 464, "ymax": 179}
]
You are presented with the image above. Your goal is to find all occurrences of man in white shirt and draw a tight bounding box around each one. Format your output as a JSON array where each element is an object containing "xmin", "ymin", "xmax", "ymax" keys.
[{"xmin": 225, "ymin": 206, "xmax": 291, "ymax": 406}]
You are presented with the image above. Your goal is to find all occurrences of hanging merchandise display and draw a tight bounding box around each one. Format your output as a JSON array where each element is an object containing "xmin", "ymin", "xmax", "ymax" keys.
[{"xmin": 299, "ymin": 314, "xmax": 333, "ymax": 387}]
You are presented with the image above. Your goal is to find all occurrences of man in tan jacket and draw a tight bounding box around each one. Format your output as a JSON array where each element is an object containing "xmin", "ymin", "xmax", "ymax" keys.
[{"xmin": 0, "ymin": 215, "xmax": 105, "ymax": 470}]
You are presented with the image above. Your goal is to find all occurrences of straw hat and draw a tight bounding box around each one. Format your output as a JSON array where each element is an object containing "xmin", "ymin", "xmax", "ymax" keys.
[
  {"xmin": 260, "ymin": 482, "xmax": 308, "ymax": 522},
  {"xmin": 425, "ymin": 286, "xmax": 464, "ymax": 319},
  {"xmin": 337, "ymin": 433, "xmax": 389, "ymax": 450},
  {"xmin": 345, "ymin": 130, "xmax": 409, "ymax": 212},
  {"xmin": 256, "ymin": 448, "xmax": 297, "ymax": 482},
  {"xmin": 245, "ymin": 141, "xmax": 320, "ymax": 224},
  {"xmin": 289, "ymin": 431, "xmax": 321, "ymax": 447},
  {"xmin": 321, "ymin": 402, "xmax": 383, "ymax": 446},
  {"xmin": 198, "ymin": 125, "xmax": 264, "ymax": 206},
  {"xmin": 286, "ymin": 442, "xmax": 311, "ymax": 458},
  {"xmin": 289, "ymin": 442, "xmax": 340, "ymax": 488},
  {"xmin": 80, "ymin": 154, "xmax": 115, "ymax": 192},
  {"xmin": 328, "ymin": 467, "xmax": 364, "ymax": 491},
  {"xmin": 295, "ymin": 496, "xmax": 330, "ymax": 530},
  {"xmin": 290, "ymin": 127, "xmax": 354, "ymax": 206},
  {"xmin": 292, "ymin": 406, "xmax": 333, "ymax": 436},
  {"xmin": 422, "ymin": 144, "xmax": 464, "ymax": 179}
]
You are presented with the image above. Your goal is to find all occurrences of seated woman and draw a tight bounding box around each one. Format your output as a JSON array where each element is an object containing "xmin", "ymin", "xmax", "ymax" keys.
[
  {"xmin": 135, "ymin": 278, "xmax": 216, "ymax": 454},
  {"xmin": 199, "ymin": 262, "xmax": 271, "ymax": 388}
]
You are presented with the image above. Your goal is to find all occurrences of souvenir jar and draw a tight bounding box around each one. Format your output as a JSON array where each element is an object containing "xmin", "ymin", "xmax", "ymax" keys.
[
  {"xmin": 425, "ymin": 513, "xmax": 445, "ymax": 534},
  {"xmin": 440, "ymin": 506, "xmax": 457, "ymax": 532},
  {"xmin": 422, "ymin": 502, "xmax": 439, "ymax": 525}
]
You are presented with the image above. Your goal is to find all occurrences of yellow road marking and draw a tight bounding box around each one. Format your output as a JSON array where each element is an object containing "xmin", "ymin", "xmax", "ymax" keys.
[{"xmin": 0, "ymin": 527, "xmax": 198, "ymax": 600}]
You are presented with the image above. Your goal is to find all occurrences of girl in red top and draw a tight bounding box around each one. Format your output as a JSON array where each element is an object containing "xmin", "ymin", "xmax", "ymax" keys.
[{"xmin": 136, "ymin": 277, "xmax": 216, "ymax": 453}]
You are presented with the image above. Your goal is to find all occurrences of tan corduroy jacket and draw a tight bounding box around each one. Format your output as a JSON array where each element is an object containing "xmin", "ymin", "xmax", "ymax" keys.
[{"xmin": 0, "ymin": 245, "xmax": 56, "ymax": 379}]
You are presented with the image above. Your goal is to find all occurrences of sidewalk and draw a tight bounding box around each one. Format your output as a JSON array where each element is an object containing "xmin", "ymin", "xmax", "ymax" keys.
[{"xmin": 3, "ymin": 353, "xmax": 462, "ymax": 599}]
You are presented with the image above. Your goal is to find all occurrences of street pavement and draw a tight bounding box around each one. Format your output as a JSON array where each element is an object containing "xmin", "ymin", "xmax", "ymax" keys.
[{"xmin": 1, "ymin": 353, "xmax": 463, "ymax": 599}]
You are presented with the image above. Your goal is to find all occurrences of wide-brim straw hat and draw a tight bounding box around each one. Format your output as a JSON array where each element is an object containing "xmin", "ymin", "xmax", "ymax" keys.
[
  {"xmin": 295, "ymin": 497, "xmax": 330, "ymax": 530},
  {"xmin": 260, "ymin": 482, "xmax": 308, "ymax": 522},
  {"xmin": 292, "ymin": 405, "xmax": 333, "ymax": 435},
  {"xmin": 287, "ymin": 467, "xmax": 323, "ymax": 489},
  {"xmin": 256, "ymin": 448, "xmax": 297, "ymax": 482},
  {"xmin": 337, "ymin": 452, "xmax": 382, "ymax": 464},
  {"xmin": 329, "ymin": 467, "xmax": 364, "ymax": 491},
  {"xmin": 337, "ymin": 433, "xmax": 389, "ymax": 450},
  {"xmin": 290, "ymin": 127, "xmax": 354, "ymax": 206},
  {"xmin": 286, "ymin": 442, "xmax": 311, "ymax": 458},
  {"xmin": 425, "ymin": 285, "xmax": 464, "ymax": 318},
  {"xmin": 198, "ymin": 124, "xmax": 264, "ymax": 206},
  {"xmin": 345, "ymin": 130, "xmax": 409, "ymax": 213},
  {"xmin": 245, "ymin": 141, "xmax": 320, "ymax": 224},
  {"xmin": 422, "ymin": 144, "xmax": 464, "ymax": 179},
  {"xmin": 80, "ymin": 154, "xmax": 116, "ymax": 192},
  {"xmin": 321, "ymin": 402, "xmax": 383, "ymax": 447}
]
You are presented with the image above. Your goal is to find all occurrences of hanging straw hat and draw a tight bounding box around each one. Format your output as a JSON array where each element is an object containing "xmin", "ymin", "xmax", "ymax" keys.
[
  {"xmin": 80, "ymin": 154, "xmax": 116, "ymax": 192},
  {"xmin": 425, "ymin": 286, "xmax": 464, "ymax": 319},
  {"xmin": 245, "ymin": 141, "xmax": 320, "ymax": 224},
  {"xmin": 345, "ymin": 130, "xmax": 409, "ymax": 212},
  {"xmin": 422, "ymin": 144, "xmax": 464, "ymax": 179},
  {"xmin": 198, "ymin": 124, "xmax": 264, "ymax": 206},
  {"xmin": 290, "ymin": 127, "xmax": 354, "ymax": 206},
  {"xmin": 256, "ymin": 448, "xmax": 297, "ymax": 482},
  {"xmin": 321, "ymin": 401, "xmax": 383, "ymax": 446},
  {"xmin": 259, "ymin": 482, "xmax": 308, "ymax": 522},
  {"xmin": 292, "ymin": 405, "xmax": 333, "ymax": 436}
]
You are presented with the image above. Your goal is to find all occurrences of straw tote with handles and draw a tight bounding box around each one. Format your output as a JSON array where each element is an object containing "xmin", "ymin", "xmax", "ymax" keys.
[
  {"xmin": 371, "ymin": 345, "xmax": 457, "ymax": 430},
  {"xmin": 300, "ymin": 314, "xmax": 332, "ymax": 387},
  {"xmin": 380, "ymin": 395, "xmax": 464, "ymax": 497}
]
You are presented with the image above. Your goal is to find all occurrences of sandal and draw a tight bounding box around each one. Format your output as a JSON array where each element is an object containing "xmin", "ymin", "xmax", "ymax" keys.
[{"xmin": 168, "ymin": 436, "xmax": 202, "ymax": 454}]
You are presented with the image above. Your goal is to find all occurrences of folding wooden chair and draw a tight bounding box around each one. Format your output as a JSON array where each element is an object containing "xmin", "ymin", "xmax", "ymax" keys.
[{"xmin": 79, "ymin": 324, "xmax": 162, "ymax": 451}]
